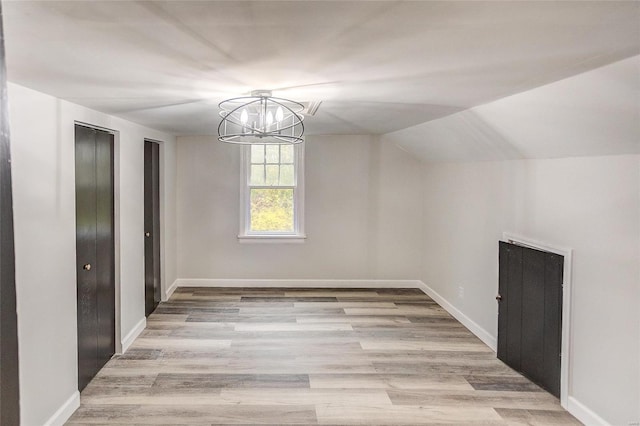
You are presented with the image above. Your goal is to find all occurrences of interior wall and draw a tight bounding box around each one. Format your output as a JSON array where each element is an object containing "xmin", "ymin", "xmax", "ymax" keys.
[
  {"xmin": 7, "ymin": 82, "xmax": 177, "ymax": 425},
  {"xmin": 420, "ymin": 156, "xmax": 639, "ymax": 425},
  {"xmin": 381, "ymin": 54, "xmax": 640, "ymax": 425},
  {"xmin": 176, "ymin": 134, "xmax": 423, "ymax": 281},
  {"xmin": 160, "ymin": 139, "xmax": 177, "ymax": 299}
]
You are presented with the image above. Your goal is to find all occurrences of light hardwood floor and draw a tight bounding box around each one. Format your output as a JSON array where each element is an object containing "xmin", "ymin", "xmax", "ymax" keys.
[{"xmin": 67, "ymin": 287, "xmax": 581, "ymax": 425}]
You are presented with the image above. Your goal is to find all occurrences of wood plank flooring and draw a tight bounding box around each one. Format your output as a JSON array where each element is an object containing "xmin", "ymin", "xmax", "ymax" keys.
[{"xmin": 67, "ymin": 288, "xmax": 581, "ymax": 425}]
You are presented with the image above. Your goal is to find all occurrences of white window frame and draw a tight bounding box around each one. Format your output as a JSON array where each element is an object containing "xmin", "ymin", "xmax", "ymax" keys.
[{"xmin": 238, "ymin": 143, "xmax": 305, "ymax": 243}]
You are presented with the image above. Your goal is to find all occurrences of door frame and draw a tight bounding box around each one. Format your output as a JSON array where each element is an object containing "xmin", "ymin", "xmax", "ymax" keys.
[
  {"xmin": 144, "ymin": 138, "xmax": 168, "ymax": 302},
  {"xmin": 502, "ymin": 232, "xmax": 572, "ymax": 409},
  {"xmin": 143, "ymin": 139, "xmax": 161, "ymax": 316},
  {"xmin": 75, "ymin": 121, "xmax": 122, "ymax": 355}
]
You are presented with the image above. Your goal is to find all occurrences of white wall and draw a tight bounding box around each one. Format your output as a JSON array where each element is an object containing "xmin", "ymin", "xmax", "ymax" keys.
[
  {"xmin": 160, "ymin": 137, "xmax": 178, "ymax": 298},
  {"xmin": 383, "ymin": 54, "xmax": 640, "ymax": 425},
  {"xmin": 176, "ymin": 135, "xmax": 422, "ymax": 281},
  {"xmin": 420, "ymin": 156, "xmax": 639, "ymax": 425},
  {"xmin": 8, "ymin": 82, "xmax": 177, "ymax": 425}
]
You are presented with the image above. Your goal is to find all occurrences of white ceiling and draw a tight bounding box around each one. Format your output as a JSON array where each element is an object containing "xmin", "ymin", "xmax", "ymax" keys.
[
  {"xmin": 3, "ymin": 1, "xmax": 639, "ymax": 136},
  {"xmin": 384, "ymin": 55, "xmax": 640, "ymax": 162}
]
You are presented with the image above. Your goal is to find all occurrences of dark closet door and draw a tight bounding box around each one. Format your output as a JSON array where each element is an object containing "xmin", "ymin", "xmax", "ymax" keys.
[
  {"xmin": 144, "ymin": 141, "xmax": 161, "ymax": 317},
  {"xmin": 94, "ymin": 131, "xmax": 115, "ymax": 368},
  {"xmin": 0, "ymin": 2, "xmax": 21, "ymax": 423},
  {"xmin": 75, "ymin": 124, "xmax": 115, "ymax": 392},
  {"xmin": 497, "ymin": 241, "xmax": 563, "ymax": 397},
  {"xmin": 75, "ymin": 125, "xmax": 99, "ymax": 392}
]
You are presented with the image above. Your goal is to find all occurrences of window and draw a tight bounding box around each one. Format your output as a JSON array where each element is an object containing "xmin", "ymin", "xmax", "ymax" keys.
[{"xmin": 239, "ymin": 143, "xmax": 305, "ymax": 241}]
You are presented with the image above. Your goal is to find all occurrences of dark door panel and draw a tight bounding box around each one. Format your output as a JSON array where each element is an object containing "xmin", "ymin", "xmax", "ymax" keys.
[
  {"xmin": 504, "ymin": 243, "xmax": 523, "ymax": 370},
  {"xmin": 95, "ymin": 130, "xmax": 115, "ymax": 370},
  {"xmin": 151, "ymin": 142, "xmax": 161, "ymax": 308},
  {"xmin": 497, "ymin": 245, "xmax": 508, "ymax": 362},
  {"xmin": 497, "ymin": 241, "xmax": 563, "ymax": 398},
  {"xmin": 521, "ymin": 248, "xmax": 546, "ymax": 385},
  {"xmin": 543, "ymin": 253, "xmax": 563, "ymax": 395},
  {"xmin": 75, "ymin": 124, "xmax": 115, "ymax": 393},
  {"xmin": 75, "ymin": 125, "xmax": 99, "ymax": 392},
  {"xmin": 144, "ymin": 141, "xmax": 161, "ymax": 316}
]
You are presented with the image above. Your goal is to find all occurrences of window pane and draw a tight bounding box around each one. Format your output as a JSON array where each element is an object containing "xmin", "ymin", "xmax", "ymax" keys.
[
  {"xmin": 251, "ymin": 144, "xmax": 265, "ymax": 164},
  {"xmin": 250, "ymin": 165, "xmax": 265, "ymax": 185},
  {"xmin": 265, "ymin": 144, "xmax": 280, "ymax": 163},
  {"xmin": 280, "ymin": 144, "xmax": 294, "ymax": 163},
  {"xmin": 265, "ymin": 165, "xmax": 279, "ymax": 185},
  {"xmin": 250, "ymin": 188, "xmax": 294, "ymax": 232},
  {"xmin": 280, "ymin": 164, "xmax": 294, "ymax": 186}
]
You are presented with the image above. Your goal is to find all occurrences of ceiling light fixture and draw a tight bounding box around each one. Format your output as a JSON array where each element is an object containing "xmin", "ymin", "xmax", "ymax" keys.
[{"xmin": 218, "ymin": 90, "xmax": 305, "ymax": 144}]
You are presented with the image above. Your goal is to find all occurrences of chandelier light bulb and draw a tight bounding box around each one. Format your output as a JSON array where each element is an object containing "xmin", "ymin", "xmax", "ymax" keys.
[
  {"xmin": 266, "ymin": 110, "xmax": 274, "ymax": 127},
  {"xmin": 275, "ymin": 106, "xmax": 284, "ymax": 122},
  {"xmin": 240, "ymin": 109, "xmax": 248, "ymax": 125}
]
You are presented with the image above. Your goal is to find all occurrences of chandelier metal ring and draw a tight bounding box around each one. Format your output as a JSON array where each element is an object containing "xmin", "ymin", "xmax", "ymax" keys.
[{"xmin": 218, "ymin": 90, "xmax": 305, "ymax": 145}]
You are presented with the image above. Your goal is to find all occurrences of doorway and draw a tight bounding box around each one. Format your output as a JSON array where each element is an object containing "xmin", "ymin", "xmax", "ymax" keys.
[
  {"xmin": 497, "ymin": 240, "xmax": 563, "ymax": 398},
  {"xmin": 75, "ymin": 124, "xmax": 116, "ymax": 392},
  {"xmin": 144, "ymin": 140, "xmax": 161, "ymax": 316}
]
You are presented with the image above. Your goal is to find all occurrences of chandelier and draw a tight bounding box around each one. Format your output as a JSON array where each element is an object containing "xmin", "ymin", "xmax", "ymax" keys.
[{"xmin": 218, "ymin": 90, "xmax": 304, "ymax": 144}]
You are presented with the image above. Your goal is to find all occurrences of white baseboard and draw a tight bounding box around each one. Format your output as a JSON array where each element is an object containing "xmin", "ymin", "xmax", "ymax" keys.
[
  {"xmin": 120, "ymin": 317, "xmax": 146, "ymax": 353},
  {"xmin": 416, "ymin": 281, "xmax": 497, "ymax": 351},
  {"xmin": 165, "ymin": 279, "xmax": 178, "ymax": 300},
  {"xmin": 567, "ymin": 396, "xmax": 612, "ymax": 426},
  {"xmin": 43, "ymin": 391, "xmax": 80, "ymax": 426},
  {"xmin": 175, "ymin": 278, "xmax": 423, "ymax": 289}
]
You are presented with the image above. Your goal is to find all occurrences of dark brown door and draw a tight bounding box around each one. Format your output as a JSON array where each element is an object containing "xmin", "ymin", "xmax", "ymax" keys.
[
  {"xmin": 144, "ymin": 141, "xmax": 161, "ymax": 317},
  {"xmin": 0, "ymin": 2, "xmax": 21, "ymax": 423},
  {"xmin": 497, "ymin": 241, "xmax": 563, "ymax": 397},
  {"xmin": 75, "ymin": 124, "xmax": 115, "ymax": 392},
  {"xmin": 95, "ymin": 131, "xmax": 116, "ymax": 368}
]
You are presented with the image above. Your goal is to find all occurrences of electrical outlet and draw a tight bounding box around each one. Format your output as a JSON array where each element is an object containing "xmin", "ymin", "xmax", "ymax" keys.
[{"xmin": 458, "ymin": 286, "xmax": 464, "ymax": 298}]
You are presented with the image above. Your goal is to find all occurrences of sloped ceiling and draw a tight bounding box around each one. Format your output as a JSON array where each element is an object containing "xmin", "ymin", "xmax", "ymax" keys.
[
  {"xmin": 383, "ymin": 55, "xmax": 640, "ymax": 162},
  {"xmin": 3, "ymin": 1, "xmax": 639, "ymax": 140}
]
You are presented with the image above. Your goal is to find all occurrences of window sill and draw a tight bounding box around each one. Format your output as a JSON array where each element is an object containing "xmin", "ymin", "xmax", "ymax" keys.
[{"xmin": 238, "ymin": 234, "xmax": 307, "ymax": 244}]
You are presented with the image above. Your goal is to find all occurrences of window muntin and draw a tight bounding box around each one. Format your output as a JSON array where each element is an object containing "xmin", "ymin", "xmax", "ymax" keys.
[{"xmin": 249, "ymin": 144, "xmax": 295, "ymax": 187}]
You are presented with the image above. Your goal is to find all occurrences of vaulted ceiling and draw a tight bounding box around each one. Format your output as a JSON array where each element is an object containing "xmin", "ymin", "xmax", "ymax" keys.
[{"xmin": 3, "ymin": 1, "xmax": 640, "ymax": 136}]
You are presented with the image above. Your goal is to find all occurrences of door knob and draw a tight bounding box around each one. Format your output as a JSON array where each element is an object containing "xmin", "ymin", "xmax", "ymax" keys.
[
  {"xmin": 83, "ymin": 264, "xmax": 92, "ymax": 271},
  {"xmin": 145, "ymin": 232, "xmax": 151, "ymax": 237},
  {"xmin": 496, "ymin": 294, "xmax": 502, "ymax": 301}
]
